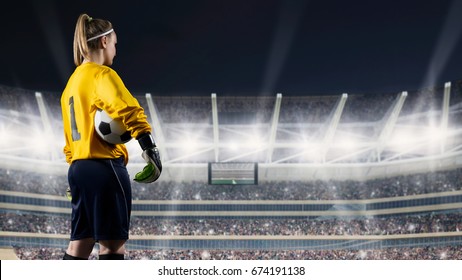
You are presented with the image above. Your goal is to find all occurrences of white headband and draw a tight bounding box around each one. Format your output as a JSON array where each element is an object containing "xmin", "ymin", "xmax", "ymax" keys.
[{"xmin": 87, "ymin": 29, "xmax": 114, "ymax": 42}]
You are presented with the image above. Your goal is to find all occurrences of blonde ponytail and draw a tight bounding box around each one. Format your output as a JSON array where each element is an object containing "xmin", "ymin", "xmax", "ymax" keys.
[{"xmin": 72, "ymin": 13, "xmax": 113, "ymax": 66}]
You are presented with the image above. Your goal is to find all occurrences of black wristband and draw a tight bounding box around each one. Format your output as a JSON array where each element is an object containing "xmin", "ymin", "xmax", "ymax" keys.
[{"xmin": 137, "ymin": 133, "xmax": 156, "ymax": 151}]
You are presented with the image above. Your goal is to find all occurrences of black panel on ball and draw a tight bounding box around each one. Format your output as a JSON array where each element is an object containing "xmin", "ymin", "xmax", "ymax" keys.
[
  {"xmin": 99, "ymin": 122, "xmax": 112, "ymax": 135},
  {"xmin": 121, "ymin": 131, "xmax": 131, "ymax": 142}
]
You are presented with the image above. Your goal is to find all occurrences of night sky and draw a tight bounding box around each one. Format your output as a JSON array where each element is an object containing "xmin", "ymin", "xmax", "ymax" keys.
[{"xmin": 1, "ymin": 0, "xmax": 461, "ymax": 96}]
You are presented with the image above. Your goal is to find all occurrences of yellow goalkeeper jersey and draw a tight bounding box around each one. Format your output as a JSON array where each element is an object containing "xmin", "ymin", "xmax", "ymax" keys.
[{"xmin": 61, "ymin": 62, "xmax": 151, "ymax": 165}]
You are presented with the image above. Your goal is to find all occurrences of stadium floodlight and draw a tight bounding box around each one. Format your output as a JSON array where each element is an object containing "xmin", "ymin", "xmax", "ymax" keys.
[
  {"xmin": 336, "ymin": 136, "xmax": 360, "ymax": 151},
  {"xmin": 388, "ymin": 131, "xmax": 417, "ymax": 152},
  {"xmin": 31, "ymin": 129, "xmax": 55, "ymax": 158},
  {"xmin": 180, "ymin": 137, "xmax": 200, "ymax": 153},
  {"xmin": 388, "ymin": 125, "xmax": 447, "ymax": 154},
  {"xmin": 0, "ymin": 123, "xmax": 8, "ymax": 147},
  {"xmin": 426, "ymin": 126, "xmax": 445, "ymax": 142},
  {"xmin": 303, "ymin": 146, "xmax": 322, "ymax": 162},
  {"xmin": 228, "ymin": 142, "xmax": 239, "ymax": 151},
  {"xmin": 245, "ymin": 135, "xmax": 265, "ymax": 149}
]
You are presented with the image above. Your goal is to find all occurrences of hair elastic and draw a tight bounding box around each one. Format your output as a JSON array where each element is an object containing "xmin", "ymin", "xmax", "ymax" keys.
[{"xmin": 87, "ymin": 29, "xmax": 114, "ymax": 42}]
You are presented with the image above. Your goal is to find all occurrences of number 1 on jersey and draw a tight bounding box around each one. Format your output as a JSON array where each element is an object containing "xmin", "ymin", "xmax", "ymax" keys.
[{"xmin": 69, "ymin": 96, "xmax": 81, "ymax": 141}]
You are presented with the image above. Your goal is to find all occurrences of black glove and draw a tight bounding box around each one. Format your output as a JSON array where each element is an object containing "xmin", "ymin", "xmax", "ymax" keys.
[{"xmin": 134, "ymin": 133, "xmax": 162, "ymax": 183}]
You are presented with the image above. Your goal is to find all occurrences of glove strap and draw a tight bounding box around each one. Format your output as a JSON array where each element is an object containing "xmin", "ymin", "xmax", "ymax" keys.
[{"xmin": 137, "ymin": 133, "xmax": 156, "ymax": 151}]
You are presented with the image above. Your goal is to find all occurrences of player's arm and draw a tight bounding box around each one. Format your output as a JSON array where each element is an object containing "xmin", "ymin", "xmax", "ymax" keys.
[
  {"xmin": 94, "ymin": 68, "xmax": 151, "ymax": 138},
  {"xmin": 95, "ymin": 69, "xmax": 161, "ymax": 182}
]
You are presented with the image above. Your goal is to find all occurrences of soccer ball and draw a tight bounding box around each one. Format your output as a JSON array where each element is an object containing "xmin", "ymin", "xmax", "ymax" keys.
[{"xmin": 94, "ymin": 109, "xmax": 132, "ymax": 144}]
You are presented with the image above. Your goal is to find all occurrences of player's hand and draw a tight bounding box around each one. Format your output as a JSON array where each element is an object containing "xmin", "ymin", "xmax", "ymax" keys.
[
  {"xmin": 66, "ymin": 187, "xmax": 72, "ymax": 201},
  {"xmin": 135, "ymin": 147, "xmax": 162, "ymax": 183},
  {"xmin": 134, "ymin": 133, "xmax": 162, "ymax": 183}
]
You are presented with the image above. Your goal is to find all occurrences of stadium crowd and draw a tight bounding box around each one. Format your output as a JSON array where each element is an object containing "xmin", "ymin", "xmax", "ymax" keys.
[
  {"xmin": 1, "ymin": 167, "xmax": 462, "ymax": 200},
  {"xmin": 2, "ymin": 211, "xmax": 461, "ymax": 236},
  {"xmin": 13, "ymin": 245, "xmax": 462, "ymax": 260}
]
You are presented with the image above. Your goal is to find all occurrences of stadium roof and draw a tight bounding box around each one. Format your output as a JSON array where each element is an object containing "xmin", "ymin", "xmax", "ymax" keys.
[
  {"xmin": 1, "ymin": 0, "xmax": 462, "ymax": 96},
  {"xmin": 1, "ymin": 84, "xmax": 462, "ymax": 182}
]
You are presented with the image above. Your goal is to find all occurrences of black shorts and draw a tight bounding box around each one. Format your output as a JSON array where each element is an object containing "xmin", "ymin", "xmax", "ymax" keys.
[{"xmin": 68, "ymin": 157, "xmax": 131, "ymax": 241}]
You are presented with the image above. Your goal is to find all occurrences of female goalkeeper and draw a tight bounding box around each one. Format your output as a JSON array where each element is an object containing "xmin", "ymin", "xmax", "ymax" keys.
[{"xmin": 60, "ymin": 13, "xmax": 162, "ymax": 260}]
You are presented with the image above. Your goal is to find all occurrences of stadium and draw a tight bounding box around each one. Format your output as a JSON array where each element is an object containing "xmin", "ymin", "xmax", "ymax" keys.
[{"xmin": 1, "ymin": 79, "xmax": 462, "ymax": 260}]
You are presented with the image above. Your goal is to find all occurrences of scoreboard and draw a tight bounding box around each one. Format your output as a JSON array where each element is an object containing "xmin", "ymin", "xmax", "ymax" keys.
[{"xmin": 208, "ymin": 162, "xmax": 258, "ymax": 185}]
